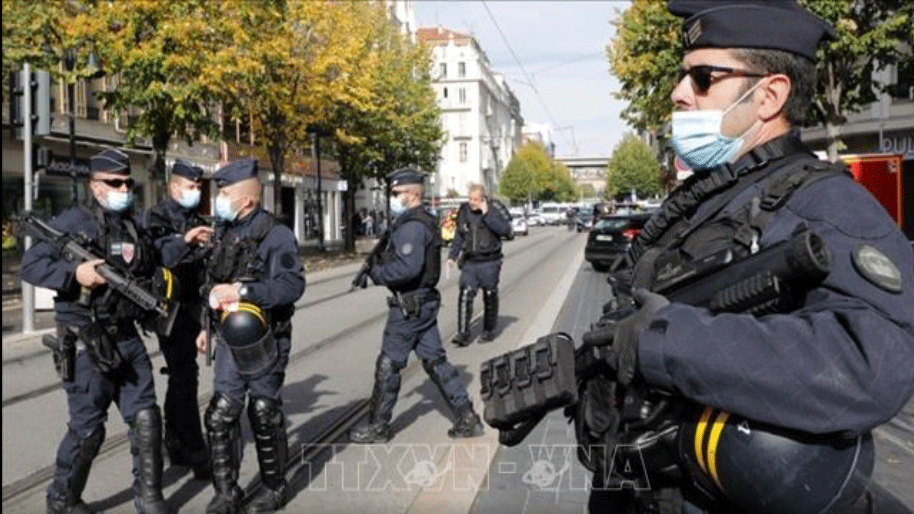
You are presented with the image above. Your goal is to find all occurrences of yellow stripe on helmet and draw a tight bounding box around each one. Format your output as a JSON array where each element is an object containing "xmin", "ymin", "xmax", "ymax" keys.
[
  {"xmin": 707, "ymin": 410, "xmax": 731, "ymax": 493},
  {"xmin": 694, "ymin": 406, "xmax": 715, "ymax": 474}
]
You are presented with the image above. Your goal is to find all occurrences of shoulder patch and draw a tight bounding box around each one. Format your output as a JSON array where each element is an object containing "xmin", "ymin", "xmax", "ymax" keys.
[
  {"xmin": 280, "ymin": 251, "xmax": 297, "ymax": 270},
  {"xmin": 400, "ymin": 242, "xmax": 414, "ymax": 256},
  {"xmin": 852, "ymin": 245, "xmax": 902, "ymax": 293}
]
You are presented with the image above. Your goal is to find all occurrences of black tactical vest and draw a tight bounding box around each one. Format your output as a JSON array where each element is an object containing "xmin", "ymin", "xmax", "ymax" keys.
[
  {"xmin": 207, "ymin": 212, "xmax": 277, "ymax": 284},
  {"xmin": 457, "ymin": 199, "xmax": 508, "ymax": 260},
  {"xmin": 627, "ymin": 135, "xmax": 846, "ymax": 290},
  {"xmin": 146, "ymin": 198, "xmax": 207, "ymax": 303},
  {"xmin": 384, "ymin": 207, "xmax": 441, "ymax": 292}
]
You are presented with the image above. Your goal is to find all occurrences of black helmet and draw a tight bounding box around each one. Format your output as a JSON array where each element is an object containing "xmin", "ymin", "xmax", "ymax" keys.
[
  {"xmin": 679, "ymin": 406, "xmax": 874, "ymax": 514},
  {"xmin": 152, "ymin": 267, "xmax": 180, "ymax": 305},
  {"xmin": 219, "ymin": 301, "xmax": 268, "ymax": 347}
]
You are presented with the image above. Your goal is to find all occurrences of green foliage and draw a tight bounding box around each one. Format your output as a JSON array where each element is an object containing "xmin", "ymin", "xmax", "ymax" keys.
[
  {"xmin": 608, "ymin": 0, "xmax": 914, "ymax": 158},
  {"xmin": 605, "ymin": 135, "xmax": 660, "ymax": 199},
  {"xmin": 579, "ymin": 183, "xmax": 598, "ymax": 199},
  {"xmin": 500, "ymin": 142, "xmax": 577, "ymax": 203}
]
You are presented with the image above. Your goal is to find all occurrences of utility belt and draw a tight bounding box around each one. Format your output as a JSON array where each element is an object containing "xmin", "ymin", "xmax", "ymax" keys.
[
  {"xmin": 387, "ymin": 289, "xmax": 440, "ymax": 317},
  {"xmin": 48, "ymin": 321, "xmax": 132, "ymax": 380},
  {"xmin": 462, "ymin": 251, "xmax": 502, "ymax": 264}
]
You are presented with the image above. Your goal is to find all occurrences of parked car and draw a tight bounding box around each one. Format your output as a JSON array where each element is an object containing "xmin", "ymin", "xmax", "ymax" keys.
[
  {"xmin": 584, "ymin": 212, "xmax": 652, "ymax": 272},
  {"xmin": 511, "ymin": 214, "xmax": 529, "ymax": 236},
  {"xmin": 526, "ymin": 210, "xmax": 546, "ymax": 227},
  {"xmin": 575, "ymin": 211, "xmax": 593, "ymax": 232}
]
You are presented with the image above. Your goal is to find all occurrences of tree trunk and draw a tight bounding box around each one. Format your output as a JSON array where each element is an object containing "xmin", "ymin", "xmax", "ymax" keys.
[
  {"xmin": 825, "ymin": 120, "xmax": 841, "ymax": 163},
  {"xmin": 268, "ymin": 143, "xmax": 284, "ymax": 216}
]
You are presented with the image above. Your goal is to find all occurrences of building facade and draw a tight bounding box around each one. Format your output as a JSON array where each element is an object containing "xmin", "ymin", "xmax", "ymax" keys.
[{"xmin": 417, "ymin": 27, "xmax": 524, "ymax": 199}]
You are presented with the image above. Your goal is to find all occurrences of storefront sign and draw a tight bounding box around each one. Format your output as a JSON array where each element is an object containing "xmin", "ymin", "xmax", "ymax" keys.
[{"xmin": 880, "ymin": 132, "xmax": 914, "ymax": 158}]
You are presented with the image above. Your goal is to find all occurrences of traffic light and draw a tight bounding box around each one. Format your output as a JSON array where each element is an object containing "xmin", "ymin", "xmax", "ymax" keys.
[{"xmin": 9, "ymin": 69, "xmax": 51, "ymax": 138}]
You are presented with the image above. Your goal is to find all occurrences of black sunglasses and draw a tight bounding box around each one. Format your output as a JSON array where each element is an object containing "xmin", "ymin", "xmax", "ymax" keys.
[
  {"xmin": 680, "ymin": 65, "xmax": 766, "ymax": 94},
  {"xmin": 93, "ymin": 177, "xmax": 135, "ymax": 189}
]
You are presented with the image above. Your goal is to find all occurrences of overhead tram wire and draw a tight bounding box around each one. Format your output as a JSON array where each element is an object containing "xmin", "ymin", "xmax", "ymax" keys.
[{"xmin": 480, "ymin": 0, "xmax": 576, "ymax": 152}]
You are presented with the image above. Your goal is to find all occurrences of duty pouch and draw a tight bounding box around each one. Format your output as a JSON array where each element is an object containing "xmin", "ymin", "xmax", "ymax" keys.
[
  {"xmin": 481, "ymin": 332, "xmax": 578, "ymax": 432},
  {"xmin": 79, "ymin": 322, "xmax": 123, "ymax": 374}
]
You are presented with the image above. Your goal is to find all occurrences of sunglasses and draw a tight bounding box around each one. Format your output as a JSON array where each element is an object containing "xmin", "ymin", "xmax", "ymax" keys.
[
  {"xmin": 93, "ymin": 178, "xmax": 135, "ymax": 189},
  {"xmin": 679, "ymin": 65, "xmax": 766, "ymax": 94}
]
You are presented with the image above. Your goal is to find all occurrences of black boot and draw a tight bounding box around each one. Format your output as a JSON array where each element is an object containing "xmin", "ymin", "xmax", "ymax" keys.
[
  {"xmin": 205, "ymin": 395, "xmax": 244, "ymax": 514},
  {"xmin": 129, "ymin": 407, "xmax": 171, "ymax": 514},
  {"xmin": 244, "ymin": 397, "xmax": 288, "ymax": 513},
  {"xmin": 481, "ymin": 288, "xmax": 498, "ymax": 342},
  {"xmin": 422, "ymin": 357, "xmax": 484, "ymax": 438},
  {"xmin": 453, "ymin": 288, "xmax": 474, "ymax": 346},
  {"xmin": 350, "ymin": 355, "xmax": 402, "ymax": 444},
  {"xmin": 46, "ymin": 426, "xmax": 104, "ymax": 514}
]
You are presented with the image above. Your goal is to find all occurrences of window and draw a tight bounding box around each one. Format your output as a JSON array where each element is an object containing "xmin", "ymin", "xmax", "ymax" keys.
[
  {"xmin": 458, "ymin": 62, "xmax": 466, "ymax": 78},
  {"xmin": 443, "ymin": 87, "xmax": 448, "ymax": 99},
  {"xmin": 459, "ymin": 87, "xmax": 467, "ymax": 104},
  {"xmin": 440, "ymin": 63, "xmax": 447, "ymax": 78},
  {"xmin": 459, "ymin": 142, "xmax": 468, "ymax": 163}
]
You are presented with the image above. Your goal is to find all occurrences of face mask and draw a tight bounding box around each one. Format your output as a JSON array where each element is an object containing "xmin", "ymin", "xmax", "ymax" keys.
[
  {"xmin": 670, "ymin": 81, "xmax": 763, "ymax": 170},
  {"xmin": 389, "ymin": 195, "xmax": 406, "ymax": 216},
  {"xmin": 176, "ymin": 189, "xmax": 201, "ymax": 209},
  {"xmin": 215, "ymin": 196, "xmax": 238, "ymax": 221},
  {"xmin": 103, "ymin": 190, "xmax": 133, "ymax": 212}
]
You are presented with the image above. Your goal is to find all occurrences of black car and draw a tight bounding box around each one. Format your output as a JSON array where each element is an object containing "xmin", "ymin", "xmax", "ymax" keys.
[{"xmin": 584, "ymin": 212, "xmax": 652, "ymax": 271}]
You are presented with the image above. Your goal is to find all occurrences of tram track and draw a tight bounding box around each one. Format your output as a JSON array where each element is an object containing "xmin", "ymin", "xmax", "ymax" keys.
[{"xmin": 2, "ymin": 229, "xmax": 577, "ymax": 508}]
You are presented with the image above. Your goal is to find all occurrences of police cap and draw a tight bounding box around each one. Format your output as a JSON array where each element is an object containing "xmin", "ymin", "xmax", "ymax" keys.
[
  {"xmin": 171, "ymin": 158, "xmax": 203, "ymax": 182},
  {"xmin": 668, "ymin": 0, "xmax": 836, "ymax": 61},
  {"xmin": 214, "ymin": 158, "xmax": 259, "ymax": 188},
  {"xmin": 90, "ymin": 148, "xmax": 131, "ymax": 176},
  {"xmin": 389, "ymin": 168, "xmax": 424, "ymax": 188}
]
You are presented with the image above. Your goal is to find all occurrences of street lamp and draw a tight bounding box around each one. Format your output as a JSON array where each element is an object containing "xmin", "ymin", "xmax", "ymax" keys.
[{"xmin": 62, "ymin": 45, "xmax": 103, "ymax": 202}]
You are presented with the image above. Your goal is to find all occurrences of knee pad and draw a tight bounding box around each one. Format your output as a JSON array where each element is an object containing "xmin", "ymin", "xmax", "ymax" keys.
[
  {"xmin": 376, "ymin": 354, "xmax": 405, "ymax": 379},
  {"xmin": 248, "ymin": 396, "xmax": 284, "ymax": 431},
  {"xmin": 205, "ymin": 393, "xmax": 244, "ymax": 433},
  {"xmin": 131, "ymin": 405, "xmax": 162, "ymax": 431},
  {"xmin": 75, "ymin": 424, "xmax": 105, "ymax": 464},
  {"xmin": 422, "ymin": 356, "xmax": 458, "ymax": 382}
]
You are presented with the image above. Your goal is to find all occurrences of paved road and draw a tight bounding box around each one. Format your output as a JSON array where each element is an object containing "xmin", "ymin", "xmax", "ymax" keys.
[{"xmin": 2, "ymin": 226, "xmax": 586, "ymax": 513}]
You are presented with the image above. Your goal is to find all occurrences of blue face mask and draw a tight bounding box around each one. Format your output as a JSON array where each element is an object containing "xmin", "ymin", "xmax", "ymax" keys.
[
  {"xmin": 389, "ymin": 195, "xmax": 406, "ymax": 216},
  {"xmin": 670, "ymin": 81, "xmax": 762, "ymax": 170},
  {"xmin": 215, "ymin": 196, "xmax": 238, "ymax": 221},
  {"xmin": 176, "ymin": 189, "xmax": 201, "ymax": 209},
  {"xmin": 104, "ymin": 190, "xmax": 133, "ymax": 212}
]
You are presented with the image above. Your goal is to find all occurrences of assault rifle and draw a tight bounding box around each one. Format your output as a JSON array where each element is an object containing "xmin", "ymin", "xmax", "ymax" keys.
[
  {"xmin": 19, "ymin": 211, "xmax": 179, "ymax": 336},
  {"xmin": 350, "ymin": 229, "xmax": 390, "ymax": 292},
  {"xmin": 481, "ymin": 225, "xmax": 832, "ymax": 446}
]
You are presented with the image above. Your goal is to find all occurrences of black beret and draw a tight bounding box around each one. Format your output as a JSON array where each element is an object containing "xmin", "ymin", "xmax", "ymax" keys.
[
  {"xmin": 171, "ymin": 158, "xmax": 203, "ymax": 182},
  {"xmin": 90, "ymin": 148, "xmax": 130, "ymax": 176},
  {"xmin": 389, "ymin": 168, "xmax": 425, "ymax": 188},
  {"xmin": 214, "ymin": 158, "xmax": 259, "ymax": 188},
  {"xmin": 668, "ymin": 0, "xmax": 836, "ymax": 61}
]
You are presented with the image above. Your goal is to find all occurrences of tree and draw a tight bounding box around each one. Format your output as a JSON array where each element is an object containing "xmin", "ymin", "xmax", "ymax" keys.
[
  {"xmin": 608, "ymin": 0, "xmax": 914, "ymax": 161},
  {"xmin": 605, "ymin": 135, "xmax": 660, "ymax": 199},
  {"xmin": 580, "ymin": 183, "xmax": 598, "ymax": 200},
  {"xmin": 499, "ymin": 142, "xmax": 552, "ymax": 203}
]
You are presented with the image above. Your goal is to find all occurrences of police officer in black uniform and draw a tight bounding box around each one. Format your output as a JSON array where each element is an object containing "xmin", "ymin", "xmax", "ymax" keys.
[
  {"xmin": 194, "ymin": 158, "xmax": 305, "ymax": 514},
  {"xmin": 580, "ymin": 2, "xmax": 914, "ymax": 513},
  {"xmin": 447, "ymin": 183, "xmax": 512, "ymax": 346},
  {"xmin": 349, "ymin": 168, "xmax": 484, "ymax": 443},
  {"xmin": 144, "ymin": 159, "xmax": 213, "ymax": 479},
  {"xmin": 22, "ymin": 149, "xmax": 172, "ymax": 514}
]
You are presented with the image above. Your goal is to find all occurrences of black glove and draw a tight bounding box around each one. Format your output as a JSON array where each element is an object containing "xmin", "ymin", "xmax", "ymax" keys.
[{"xmin": 607, "ymin": 288, "xmax": 669, "ymax": 386}]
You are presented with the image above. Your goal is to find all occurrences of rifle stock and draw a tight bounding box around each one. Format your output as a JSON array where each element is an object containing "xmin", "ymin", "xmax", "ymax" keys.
[
  {"xmin": 482, "ymin": 227, "xmax": 832, "ymax": 445},
  {"xmin": 349, "ymin": 229, "xmax": 390, "ymax": 292}
]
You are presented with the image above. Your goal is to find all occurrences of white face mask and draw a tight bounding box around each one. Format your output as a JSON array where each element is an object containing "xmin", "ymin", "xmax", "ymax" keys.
[
  {"xmin": 670, "ymin": 80, "xmax": 763, "ymax": 170},
  {"xmin": 176, "ymin": 189, "xmax": 201, "ymax": 209},
  {"xmin": 215, "ymin": 195, "xmax": 238, "ymax": 221},
  {"xmin": 103, "ymin": 190, "xmax": 133, "ymax": 212},
  {"xmin": 389, "ymin": 195, "xmax": 406, "ymax": 216}
]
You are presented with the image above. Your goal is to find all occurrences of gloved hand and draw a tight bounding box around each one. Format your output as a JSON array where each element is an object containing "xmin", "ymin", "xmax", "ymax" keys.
[{"xmin": 608, "ymin": 288, "xmax": 669, "ymax": 386}]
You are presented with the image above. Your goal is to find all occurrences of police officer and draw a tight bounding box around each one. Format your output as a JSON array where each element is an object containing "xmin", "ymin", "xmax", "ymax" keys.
[
  {"xmin": 349, "ymin": 168, "xmax": 484, "ymax": 443},
  {"xmin": 581, "ymin": 2, "xmax": 914, "ymax": 512},
  {"xmin": 144, "ymin": 159, "xmax": 213, "ymax": 479},
  {"xmin": 194, "ymin": 158, "xmax": 305, "ymax": 514},
  {"xmin": 22, "ymin": 149, "xmax": 172, "ymax": 514},
  {"xmin": 446, "ymin": 184, "xmax": 512, "ymax": 346}
]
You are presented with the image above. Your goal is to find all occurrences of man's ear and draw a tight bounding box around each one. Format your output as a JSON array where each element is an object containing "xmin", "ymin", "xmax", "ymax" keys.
[{"xmin": 758, "ymin": 74, "xmax": 790, "ymax": 121}]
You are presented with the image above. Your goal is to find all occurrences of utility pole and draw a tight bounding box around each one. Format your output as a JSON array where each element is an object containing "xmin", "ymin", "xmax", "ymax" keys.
[{"xmin": 22, "ymin": 63, "xmax": 34, "ymax": 333}]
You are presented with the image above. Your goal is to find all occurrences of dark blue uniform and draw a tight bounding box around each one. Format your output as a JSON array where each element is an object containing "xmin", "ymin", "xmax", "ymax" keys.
[
  {"xmin": 201, "ymin": 203, "xmax": 304, "ymax": 514},
  {"xmin": 22, "ymin": 202, "xmax": 165, "ymax": 513},
  {"xmin": 448, "ymin": 200, "xmax": 512, "ymax": 345},
  {"xmin": 145, "ymin": 196, "xmax": 210, "ymax": 474}
]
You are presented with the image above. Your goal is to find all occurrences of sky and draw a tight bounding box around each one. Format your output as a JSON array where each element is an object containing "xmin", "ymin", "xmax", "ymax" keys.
[{"xmin": 413, "ymin": 0, "xmax": 633, "ymax": 159}]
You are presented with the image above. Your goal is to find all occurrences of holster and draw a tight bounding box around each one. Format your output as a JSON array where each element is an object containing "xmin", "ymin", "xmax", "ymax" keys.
[
  {"xmin": 388, "ymin": 290, "xmax": 438, "ymax": 318},
  {"xmin": 79, "ymin": 322, "xmax": 123, "ymax": 374}
]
